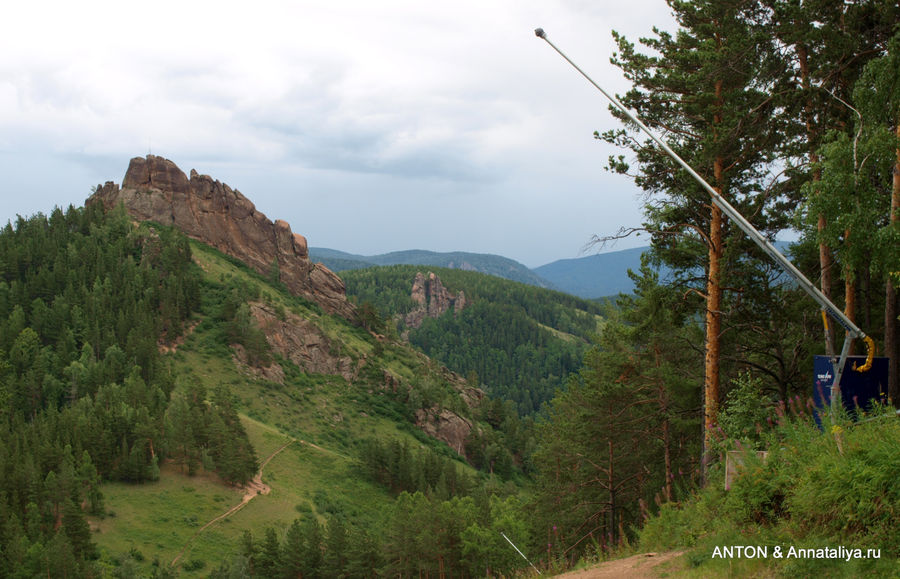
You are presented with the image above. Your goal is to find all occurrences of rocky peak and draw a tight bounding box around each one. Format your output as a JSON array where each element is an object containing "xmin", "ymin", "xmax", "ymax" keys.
[
  {"xmin": 88, "ymin": 155, "xmax": 354, "ymax": 318},
  {"xmin": 405, "ymin": 271, "xmax": 466, "ymax": 329}
]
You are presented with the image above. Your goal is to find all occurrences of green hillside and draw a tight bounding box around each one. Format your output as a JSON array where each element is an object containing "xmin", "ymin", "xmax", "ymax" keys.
[
  {"xmin": 340, "ymin": 265, "xmax": 605, "ymax": 415},
  {"xmin": 0, "ymin": 206, "xmax": 535, "ymax": 578}
]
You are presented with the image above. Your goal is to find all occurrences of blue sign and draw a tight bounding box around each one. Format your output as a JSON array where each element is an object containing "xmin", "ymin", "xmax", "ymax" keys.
[{"xmin": 813, "ymin": 355, "xmax": 889, "ymax": 418}]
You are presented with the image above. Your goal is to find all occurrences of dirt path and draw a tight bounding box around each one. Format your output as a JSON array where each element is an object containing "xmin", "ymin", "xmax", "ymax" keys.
[
  {"xmin": 553, "ymin": 551, "xmax": 685, "ymax": 579},
  {"xmin": 171, "ymin": 440, "xmax": 294, "ymax": 566}
]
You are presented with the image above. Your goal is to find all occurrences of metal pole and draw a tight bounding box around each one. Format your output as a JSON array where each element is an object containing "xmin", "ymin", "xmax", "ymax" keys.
[
  {"xmin": 500, "ymin": 532, "xmax": 541, "ymax": 575},
  {"xmin": 534, "ymin": 27, "xmax": 870, "ymax": 404}
]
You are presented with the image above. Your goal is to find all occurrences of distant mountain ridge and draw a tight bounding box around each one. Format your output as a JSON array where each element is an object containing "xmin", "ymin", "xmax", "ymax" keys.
[
  {"xmin": 534, "ymin": 247, "xmax": 651, "ymax": 299},
  {"xmin": 312, "ymin": 246, "xmax": 652, "ymax": 298},
  {"xmin": 310, "ymin": 247, "xmax": 556, "ymax": 289},
  {"xmin": 315, "ymin": 241, "xmax": 796, "ymax": 300}
]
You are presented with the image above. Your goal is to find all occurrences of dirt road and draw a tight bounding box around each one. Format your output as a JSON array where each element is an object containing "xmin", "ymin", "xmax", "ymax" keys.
[{"xmin": 553, "ymin": 551, "xmax": 685, "ymax": 578}]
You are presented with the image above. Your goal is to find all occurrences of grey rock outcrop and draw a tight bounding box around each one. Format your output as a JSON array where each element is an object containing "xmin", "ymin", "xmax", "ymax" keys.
[
  {"xmin": 414, "ymin": 407, "xmax": 474, "ymax": 457},
  {"xmin": 89, "ymin": 155, "xmax": 354, "ymax": 318}
]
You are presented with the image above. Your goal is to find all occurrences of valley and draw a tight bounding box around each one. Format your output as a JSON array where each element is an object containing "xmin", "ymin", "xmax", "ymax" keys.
[{"xmin": 1, "ymin": 143, "xmax": 897, "ymax": 577}]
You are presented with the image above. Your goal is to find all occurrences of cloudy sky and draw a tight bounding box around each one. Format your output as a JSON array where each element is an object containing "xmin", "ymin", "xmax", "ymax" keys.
[{"xmin": 1, "ymin": 0, "xmax": 677, "ymax": 268}]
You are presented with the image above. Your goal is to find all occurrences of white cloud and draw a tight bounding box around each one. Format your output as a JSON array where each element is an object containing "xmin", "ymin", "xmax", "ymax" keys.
[{"xmin": 0, "ymin": 0, "xmax": 674, "ymax": 266}]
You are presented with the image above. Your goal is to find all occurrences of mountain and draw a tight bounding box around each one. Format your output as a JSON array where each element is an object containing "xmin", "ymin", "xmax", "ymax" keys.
[
  {"xmin": 534, "ymin": 247, "xmax": 651, "ymax": 299},
  {"xmin": 0, "ymin": 155, "xmax": 537, "ymax": 577},
  {"xmin": 311, "ymin": 245, "xmax": 653, "ymax": 299},
  {"xmin": 310, "ymin": 247, "xmax": 556, "ymax": 289},
  {"xmin": 534, "ymin": 240, "xmax": 796, "ymax": 299}
]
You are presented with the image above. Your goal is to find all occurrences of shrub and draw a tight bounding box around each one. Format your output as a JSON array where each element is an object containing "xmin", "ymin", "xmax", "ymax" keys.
[
  {"xmin": 639, "ymin": 401, "xmax": 900, "ymax": 573},
  {"xmin": 719, "ymin": 373, "xmax": 774, "ymax": 447},
  {"xmin": 786, "ymin": 416, "xmax": 900, "ymax": 552}
]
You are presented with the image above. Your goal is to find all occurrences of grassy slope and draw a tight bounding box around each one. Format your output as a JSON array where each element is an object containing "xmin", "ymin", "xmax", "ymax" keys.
[
  {"xmin": 89, "ymin": 240, "xmax": 479, "ymax": 577},
  {"xmin": 635, "ymin": 409, "xmax": 900, "ymax": 578}
]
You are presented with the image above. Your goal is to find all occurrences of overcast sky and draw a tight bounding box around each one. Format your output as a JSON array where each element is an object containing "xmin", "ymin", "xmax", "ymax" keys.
[{"xmin": 1, "ymin": 0, "xmax": 677, "ymax": 268}]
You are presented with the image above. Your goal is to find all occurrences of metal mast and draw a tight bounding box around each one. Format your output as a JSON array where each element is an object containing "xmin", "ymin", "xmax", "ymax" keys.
[{"xmin": 534, "ymin": 28, "xmax": 873, "ymax": 408}]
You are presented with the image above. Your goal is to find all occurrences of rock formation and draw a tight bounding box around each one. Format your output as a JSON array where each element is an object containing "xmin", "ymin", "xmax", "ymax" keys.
[
  {"xmin": 87, "ymin": 155, "xmax": 488, "ymax": 458},
  {"xmin": 88, "ymin": 155, "xmax": 354, "ymax": 318},
  {"xmin": 248, "ymin": 302, "xmax": 357, "ymax": 380},
  {"xmin": 404, "ymin": 272, "xmax": 466, "ymax": 329},
  {"xmin": 414, "ymin": 408, "xmax": 475, "ymax": 457}
]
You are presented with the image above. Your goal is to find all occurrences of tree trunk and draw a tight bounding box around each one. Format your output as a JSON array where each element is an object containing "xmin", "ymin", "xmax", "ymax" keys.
[
  {"xmin": 608, "ymin": 438, "xmax": 616, "ymax": 544},
  {"xmin": 703, "ymin": 156, "xmax": 725, "ymax": 471},
  {"xmin": 887, "ymin": 129, "xmax": 900, "ymax": 405},
  {"xmin": 844, "ymin": 229, "xmax": 856, "ymax": 355},
  {"xmin": 702, "ymin": 66, "xmax": 727, "ymax": 474},
  {"xmin": 798, "ymin": 42, "xmax": 837, "ymax": 356},
  {"xmin": 655, "ymin": 345, "xmax": 673, "ymax": 502},
  {"xmin": 662, "ymin": 407, "xmax": 672, "ymax": 502}
]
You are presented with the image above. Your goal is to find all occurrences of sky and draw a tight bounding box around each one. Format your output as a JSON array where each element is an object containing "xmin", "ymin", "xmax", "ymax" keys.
[{"xmin": 0, "ymin": 0, "xmax": 677, "ymax": 268}]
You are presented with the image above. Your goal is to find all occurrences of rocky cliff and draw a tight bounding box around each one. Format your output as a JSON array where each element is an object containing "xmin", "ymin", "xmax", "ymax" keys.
[
  {"xmin": 404, "ymin": 272, "xmax": 466, "ymax": 329},
  {"xmin": 88, "ymin": 155, "xmax": 354, "ymax": 318}
]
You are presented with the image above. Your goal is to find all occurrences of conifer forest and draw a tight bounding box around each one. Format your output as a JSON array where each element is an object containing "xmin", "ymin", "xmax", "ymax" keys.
[{"xmin": 1, "ymin": 1, "xmax": 899, "ymax": 577}]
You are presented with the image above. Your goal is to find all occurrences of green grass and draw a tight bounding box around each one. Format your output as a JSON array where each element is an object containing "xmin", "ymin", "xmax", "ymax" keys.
[
  {"xmin": 92, "ymin": 464, "xmax": 244, "ymax": 576},
  {"xmin": 89, "ymin": 238, "xmax": 490, "ymax": 576},
  {"xmin": 94, "ymin": 313, "xmax": 472, "ymax": 575},
  {"xmin": 190, "ymin": 239, "xmax": 373, "ymax": 361},
  {"xmin": 636, "ymin": 407, "xmax": 900, "ymax": 578},
  {"xmin": 91, "ymin": 405, "xmax": 399, "ymax": 576}
]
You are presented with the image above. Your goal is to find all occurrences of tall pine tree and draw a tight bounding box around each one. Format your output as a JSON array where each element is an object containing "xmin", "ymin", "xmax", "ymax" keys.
[{"xmin": 601, "ymin": 0, "xmax": 786, "ymax": 468}]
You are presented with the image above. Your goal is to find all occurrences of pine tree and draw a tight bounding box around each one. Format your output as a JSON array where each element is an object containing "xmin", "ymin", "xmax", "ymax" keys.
[
  {"xmin": 532, "ymin": 263, "xmax": 701, "ymax": 557},
  {"xmin": 165, "ymin": 395, "xmax": 195, "ymax": 475},
  {"xmin": 298, "ymin": 518, "xmax": 323, "ymax": 578},
  {"xmin": 323, "ymin": 517, "xmax": 349, "ymax": 577},
  {"xmin": 344, "ymin": 526, "xmax": 382, "ymax": 578},
  {"xmin": 279, "ymin": 519, "xmax": 306, "ymax": 578},
  {"xmin": 62, "ymin": 498, "xmax": 97, "ymax": 561},
  {"xmin": 257, "ymin": 527, "xmax": 282, "ymax": 578},
  {"xmin": 601, "ymin": 0, "xmax": 786, "ymax": 469}
]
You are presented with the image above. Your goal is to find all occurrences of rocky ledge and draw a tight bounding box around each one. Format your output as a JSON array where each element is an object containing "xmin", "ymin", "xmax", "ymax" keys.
[{"xmin": 88, "ymin": 155, "xmax": 354, "ymax": 318}]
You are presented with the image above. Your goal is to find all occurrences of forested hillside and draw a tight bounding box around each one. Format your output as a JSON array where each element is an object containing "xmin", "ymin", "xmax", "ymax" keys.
[
  {"xmin": 0, "ymin": 205, "xmax": 258, "ymax": 575},
  {"xmin": 0, "ymin": 204, "xmax": 545, "ymax": 577},
  {"xmin": 341, "ymin": 265, "xmax": 604, "ymax": 414}
]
